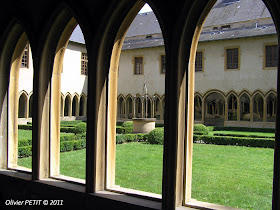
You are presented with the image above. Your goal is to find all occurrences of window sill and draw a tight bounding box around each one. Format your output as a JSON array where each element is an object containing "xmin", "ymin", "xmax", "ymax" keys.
[
  {"xmin": 0, "ymin": 170, "xmax": 161, "ymax": 209},
  {"xmin": 0, "ymin": 169, "xmax": 32, "ymax": 180},
  {"xmin": 107, "ymin": 185, "xmax": 162, "ymax": 201},
  {"xmin": 184, "ymin": 199, "xmax": 240, "ymax": 210},
  {"xmin": 50, "ymin": 175, "xmax": 85, "ymax": 185},
  {"xmin": 94, "ymin": 190, "xmax": 162, "ymax": 209}
]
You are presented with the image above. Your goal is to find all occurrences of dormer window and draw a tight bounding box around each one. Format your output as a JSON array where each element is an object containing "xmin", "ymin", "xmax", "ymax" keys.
[{"xmin": 221, "ymin": 25, "xmax": 231, "ymax": 30}]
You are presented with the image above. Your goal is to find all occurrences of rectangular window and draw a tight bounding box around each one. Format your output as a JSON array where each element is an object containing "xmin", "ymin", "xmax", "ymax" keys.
[
  {"xmin": 21, "ymin": 44, "xmax": 29, "ymax": 68},
  {"xmin": 81, "ymin": 52, "xmax": 88, "ymax": 75},
  {"xmin": 195, "ymin": 51, "xmax": 203, "ymax": 72},
  {"xmin": 134, "ymin": 57, "xmax": 143, "ymax": 75},
  {"xmin": 161, "ymin": 55, "xmax": 166, "ymax": 74},
  {"xmin": 266, "ymin": 45, "xmax": 278, "ymax": 68},
  {"xmin": 226, "ymin": 48, "xmax": 239, "ymax": 70}
]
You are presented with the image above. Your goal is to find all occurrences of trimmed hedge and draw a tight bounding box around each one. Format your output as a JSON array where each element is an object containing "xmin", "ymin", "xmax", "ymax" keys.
[
  {"xmin": 18, "ymin": 146, "xmax": 32, "ymax": 157},
  {"xmin": 147, "ymin": 127, "xmax": 164, "ymax": 145},
  {"xmin": 116, "ymin": 133, "xmax": 149, "ymax": 144},
  {"xmin": 193, "ymin": 124, "xmax": 209, "ymax": 135},
  {"xmin": 214, "ymin": 133, "xmax": 274, "ymax": 139},
  {"xmin": 18, "ymin": 124, "xmax": 32, "ymax": 130},
  {"xmin": 212, "ymin": 126, "xmax": 275, "ymax": 133},
  {"xmin": 122, "ymin": 121, "xmax": 133, "ymax": 128},
  {"xmin": 73, "ymin": 122, "xmax": 87, "ymax": 134},
  {"xmin": 60, "ymin": 133, "xmax": 76, "ymax": 141},
  {"xmin": 60, "ymin": 126, "xmax": 76, "ymax": 133},
  {"xmin": 18, "ymin": 132, "xmax": 86, "ymax": 158},
  {"xmin": 18, "ymin": 139, "xmax": 32, "ymax": 147},
  {"xmin": 193, "ymin": 134, "xmax": 274, "ymax": 148},
  {"xmin": 60, "ymin": 120, "xmax": 83, "ymax": 125},
  {"xmin": 193, "ymin": 131, "xmax": 207, "ymax": 135}
]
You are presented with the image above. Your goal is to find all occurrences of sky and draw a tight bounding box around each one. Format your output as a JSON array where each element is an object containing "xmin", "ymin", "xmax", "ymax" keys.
[{"xmin": 139, "ymin": 3, "xmax": 153, "ymax": 13}]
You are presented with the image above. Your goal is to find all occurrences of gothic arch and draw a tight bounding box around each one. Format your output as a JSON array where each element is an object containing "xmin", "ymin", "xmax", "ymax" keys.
[
  {"xmin": 79, "ymin": 94, "xmax": 87, "ymax": 116},
  {"xmin": 72, "ymin": 93, "xmax": 79, "ymax": 117},
  {"xmin": 18, "ymin": 91, "xmax": 28, "ymax": 118}
]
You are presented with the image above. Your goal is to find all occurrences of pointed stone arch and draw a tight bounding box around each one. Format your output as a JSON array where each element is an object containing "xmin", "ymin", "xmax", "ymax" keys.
[
  {"xmin": 72, "ymin": 93, "xmax": 79, "ymax": 117},
  {"xmin": 79, "ymin": 94, "xmax": 87, "ymax": 117}
]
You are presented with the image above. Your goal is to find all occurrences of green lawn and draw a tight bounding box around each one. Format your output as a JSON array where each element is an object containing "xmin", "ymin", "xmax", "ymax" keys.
[
  {"xmin": 18, "ymin": 142, "xmax": 274, "ymax": 209},
  {"xmin": 192, "ymin": 144, "xmax": 273, "ymax": 209},
  {"xmin": 115, "ymin": 142, "xmax": 163, "ymax": 194},
  {"xmin": 18, "ymin": 129, "xmax": 32, "ymax": 140}
]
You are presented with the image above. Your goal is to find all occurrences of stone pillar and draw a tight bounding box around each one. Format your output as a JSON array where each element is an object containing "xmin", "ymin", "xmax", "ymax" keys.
[
  {"xmin": 250, "ymin": 100, "xmax": 253, "ymax": 122},
  {"xmin": 201, "ymin": 99, "xmax": 205, "ymax": 123},
  {"xmin": 263, "ymin": 99, "xmax": 267, "ymax": 122},
  {"xmin": 225, "ymin": 101, "xmax": 228, "ymax": 121},
  {"xmin": 237, "ymin": 98, "xmax": 240, "ymax": 121}
]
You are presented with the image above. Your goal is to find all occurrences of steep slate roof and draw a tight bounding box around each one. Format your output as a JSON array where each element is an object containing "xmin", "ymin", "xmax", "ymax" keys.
[
  {"xmin": 125, "ymin": 12, "xmax": 162, "ymax": 37},
  {"xmin": 204, "ymin": 0, "xmax": 271, "ymax": 27},
  {"xmin": 69, "ymin": 0, "xmax": 276, "ymax": 48},
  {"xmin": 69, "ymin": 25, "xmax": 85, "ymax": 44}
]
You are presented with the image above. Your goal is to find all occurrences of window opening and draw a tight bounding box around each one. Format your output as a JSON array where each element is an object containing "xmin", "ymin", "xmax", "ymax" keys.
[
  {"xmin": 21, "ymin": 44, "xmax": 29, "ymax": 68},
  {"xmin": 195, "ymin": 51, "xmax": 203, "ymax": 72},
  {"xmin": 81, "ymin": 52, "xmax": 88, "ymax": 75},
  {"xmin": 107, "ymin": 3, "xmax": 165, "ymax": 198},
  {"xmin": 226, "ymin": 48, "xmax": 239, "ymax": 70},
  {"xmin": 134, "ymin": 56, "xmax": 143, "ymax": 75},
  {"xmin": 8, "ymin": 34, "xmax": 33, "ymax": 172},
  {"xmin": 161, "ymin": 55, "xmax": 166, "ymax": 74},
  {"xmin": 265, "ymin": 45, "xmax": 278, "ymax": 68},
  {"xmin": 187, "ymin": 0, "xmax": 276, "ymax": 209},
  {"xmin": 49, "ymin": 21, "xmax": 87, "ymax": 183}
]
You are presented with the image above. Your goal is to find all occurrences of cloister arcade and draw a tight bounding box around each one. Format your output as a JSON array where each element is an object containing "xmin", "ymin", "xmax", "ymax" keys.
[
  {"xmin": 117, "ymin": 94, "xmax": 165, "ymax": 122},
  {"xmin": 194, "ymin": 89, "xmax": 277, "ymax": 127},
  {"xmin": 18, "ymin": 91, "xmax": 87, "ymax": 122}
]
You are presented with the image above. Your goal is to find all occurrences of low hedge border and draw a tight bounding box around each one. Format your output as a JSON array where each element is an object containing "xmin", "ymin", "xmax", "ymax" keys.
[
  {"xmin": 18, "ymin": 146, "xmax": 32, "ymax": 158},
  {"xmin": 60, "ymin": 139, "xmax": 86, "ymax": 152},
  {"xmin": 116, "ymin": 133, "xmax": 149, "ymax": 144},
  {"xmin": 214, "ymin": 133, "xmax": 274, "ymax": 139},
  {"xmin": 193, "ymin": 134, "xmax": 274, "ymax": 148},
  {"xmin": 212, "ymin": 126, "xmax": 275, "ymax": 133}
]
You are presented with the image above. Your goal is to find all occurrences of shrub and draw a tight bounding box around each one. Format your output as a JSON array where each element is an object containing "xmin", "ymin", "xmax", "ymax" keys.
[
  {"xmin": 123, "ymin": 127, "xmax": 133, "ymax": 134},
  {"xmin": 18, "ymin": 146, "xmax": 32, "ymax": 157},
  {"xmin": 212, "ymin": 126, "xmax": 275, "ymax": 133},
  {"xmin": 76, "ymin": 132, "xmax": 86, "ymax": 140},
  {"xmin": 135, "ymin": 133, "xmax": 147, "ymax": 141},
  {"xmin": 193, "ymin": 124, "xmax": 209, "ymax": 135},
  {"xmin": 147, "ymin": 127, "xmax": 164, "ymax": 144},
  {"xmin": 123, "ymin": 121, "xmax": 133, "ymax": 127},
  {"xmin": 116, "ymin": 126, "xmax": 124, "ymax": 134},
  {"xmin": 124, "ymin": 134, "xmax": 136, "ymax": 142},
  {"xmin": 60, "ymin": 133, "xmax": 76, "ymax": 141},
  {"xmin": 193, "ymin": 134, "xmax": 274, "ymax": 148},
  {"xmin": 18, "ymin": 124, "xmax": 32, "ymax": 130},
  {"xmin": 74, "ymin": 139, "xmax": 86, "ymax": 150},
  {"xmin": 116, "ymin": 122, "xmax": 124, "ymax": 127},
  {"xmin": 60, "ymin": 126, "xmax": 76, "ymax": 133},
  {"xmin": 18, "ymin": 139, "xmax": 31, "ymax": 147},
  {"xmin": 116, "ymin": 135, "xmax": 126, "ymax": 144},
  {"xmin": 193, "ymin": 131, "xmax": 207, "ymax": 135},
  {"xmin": 73, "ymin": 122, "xmax": 87, "ymax": 134},
  {"xmin": 60, "ymin": 120, "xmax": 83, "ymax": 126},
  {"xmin": 60, "ymin": 141, "xmax": 74, "ymax": 152},
  {"xmin": 214, "ymin": 133, "xmax": 274, "ymax": 139}
]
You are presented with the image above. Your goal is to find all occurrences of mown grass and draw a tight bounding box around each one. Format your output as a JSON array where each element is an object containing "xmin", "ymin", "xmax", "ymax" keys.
[
  {"xmin": 18, "ymin": 142, "xmax": 274, "ymax": 209},
  {"xmin": 192, "ymin": 144, "xmax": 273, "ymax": 209},
  {"xmin": 115, "ymin": 142, "xmax": 163, "ymax": 194},
  {"xmin": 18, "ymin": 129, "xmax": 32, "ymax": 140}
]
